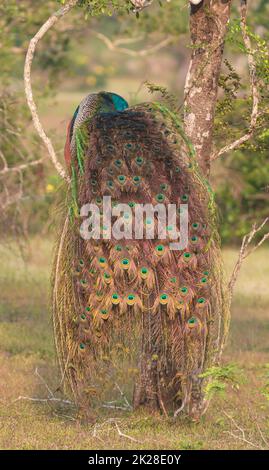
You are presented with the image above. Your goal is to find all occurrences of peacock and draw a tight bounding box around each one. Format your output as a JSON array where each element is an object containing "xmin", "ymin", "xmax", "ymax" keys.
[{"xmin": 52, "ymin": 91, "xmax": 229, "ymax": 420}]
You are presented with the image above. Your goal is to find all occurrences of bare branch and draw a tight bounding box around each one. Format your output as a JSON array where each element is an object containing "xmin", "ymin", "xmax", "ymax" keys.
[
  {"xmin": 130, "ymin": 0, "xmax": 154, "ymax": 12},
  {"xmin": 94, "ymin": 32, "xmax": 173, "ymax": 57},
  {"xmin": 223, "ymin": 411, "xmax": 266, "ymax": 450},
  {"xmin": 211, "ymin": 0, "xmax": 260, "ymax": 162},
  {"xmin": 228, "ymin": 217, "xmax": 269, "ymax": 301},
  {"xmin": 24, "ymin": 1, "xmax": 78, "ymax": 184},
  {"xmin": 0, "ymin": 158, "xmax": 44, "ymax": 176},
  {"xmin": 10, "ymin": 396, "xmax": 74, "ymax": 406}
]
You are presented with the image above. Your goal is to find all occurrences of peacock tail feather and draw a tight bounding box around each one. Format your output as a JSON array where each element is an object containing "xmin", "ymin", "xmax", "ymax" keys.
[{"xmin": 52, "ymin": 92, "xmax": 229, "ymax": 419}]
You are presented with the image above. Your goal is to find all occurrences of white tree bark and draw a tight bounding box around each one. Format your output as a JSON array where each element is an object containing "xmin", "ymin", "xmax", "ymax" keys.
[{"xmin": 24, "ymin": 0, "xmax": 79, "ymax": 184}]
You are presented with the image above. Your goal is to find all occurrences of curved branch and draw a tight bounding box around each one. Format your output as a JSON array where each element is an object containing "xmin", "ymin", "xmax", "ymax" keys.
[
  {"xmin": 24, "ymin": 0, "xmax": 78, "ymax": 184},
  {"xmin": 211, "ymin": 0, "xmax": 259, "ymax": 162},
  {"xmin": 228, "ymin": 217, "xmax": 269, "ymax": 303},
  {"xmin": 94, "ymin": 32, "xmax": 174, "ymax": 57}
]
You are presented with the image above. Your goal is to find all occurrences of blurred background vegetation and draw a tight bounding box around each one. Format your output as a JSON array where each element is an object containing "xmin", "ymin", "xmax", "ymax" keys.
[{"xmin": 0, "ymin": 0, "xmax": 268, "ymax": 244}]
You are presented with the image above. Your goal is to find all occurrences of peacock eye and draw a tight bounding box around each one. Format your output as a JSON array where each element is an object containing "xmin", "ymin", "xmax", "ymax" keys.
[
  {"xmin": 155, "ymin": 244, "xmax": 164, "ymax": 255},
  {"xmin": 125, "ymin": 143, "xmax": 133, "ymax": 150},
  {"xmin": 180, "ymin": 287, "xmax": 188, "ymax": 294},
  {"xmin": 114, "ymin": 159, "xmax": 122, "ymax": 168},
  {"xmin": 79, "ymin": 343, "xmax": 86, "ymax": 350},
  {"xmin": 197, "ymin": 297, "xmax": 206, "ymax": 304},
  {"xmin": 111, "ymin": 293, "xmax": 120, "ymax": 304},
  {"xmin": 201, "ymin": 277, "xmax": 207, "ymax": 283},
  {"xmin": 183, "ymin": 252, "xmax": 191, "ymax": 260},
  {"xmin": 135, "ymin": 156, "xmax": 144, "ymax": 166},
  {"xmin": 188, "ymin": 317, "xmax": 197, "ymax": 325},
  {"xmin": 160, "ymin": 183, "xmax": 168, "ymax": 191},
  {"xmin": 192, "ymin": 222, "xmax": 200, "ymax": 230},
  {"xmin": 133, "ymin": 176, "xmax": 141, "ymax": 185},
  {"xmin": 159, "ymin": 293, "xmax": 169, "ymax": 304},
  {"xmin": 107, "ymin": 180, "xmax": 114, "ymax": 188},
  {"xmin": 118, "ymin": 175, "xmax": 126, "ymax": 184},
  {"xmin": 121, "ymin": 258, "xmax": 130, "ymax": 270},
  {"xmin": 155, "ymin": 193, "xmax": 165, "ymax": 203},
  {"xmin": 181, "ymin": 194, "xmax": 189, "ymax": 202},
  {"xmin": 191, "ymin": 236, "xmax": 198, "ymax": 243}
]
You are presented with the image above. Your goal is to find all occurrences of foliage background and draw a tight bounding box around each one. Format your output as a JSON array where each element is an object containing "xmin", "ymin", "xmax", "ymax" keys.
[{"xmin": 0, "ymin": 0, "xmax": 268, "ymax": 243}]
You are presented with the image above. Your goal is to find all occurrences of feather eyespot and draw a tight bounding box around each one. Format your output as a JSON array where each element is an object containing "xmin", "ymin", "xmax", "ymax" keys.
[
  {"xmin": 120, "ymin": 258, "xmax": 130, "ymax": 270},
  {"xmin": 111, "ymin": 293, "xmax": 120, "ymax": 305},
  {"xmin": 160, "ymin": 183, "xmax": 168, "ymax": 191},
  {"xmin": 187, "ymin": 317, "xmax": 198, "ymax": 328},
  {"xmin": 181, "ymin": 194, "xmax": 189, "ymax": 202},
  {"xmin": 135, "ymin": 156, "xmax": 144, "ymax": 166},
  {"xmin": 98, "ymin": 257, "xmax": 107, "ymax": 268},
  {"xmin": 133, "ymin": 176, "xmax": 141, "ymax": 185},
  {"xmin": 155, "ymin": 193, "xmax": 165, "ymax": 203},
  {"xmin": 180, "ymin": 286, "xmax": 188, "ymax": 295},
  {"xmin": 114, "ymin": 159, "xmax": 122, "ymax": 168},
  {"xmin": 183, "ymin": 252, "xmax": 192, "ymax": 261},
  {"xmin": 159, "ymin": 293, "xmax": 169, "ymax": 305},
  {"xmin": 155, "ymin": 244, "xmax": 165, "ymax": 256},
  {"xmin": 140, "ymin": 267, "xmax": 149, "ymax": 279},
  {"xmin": 118, "ymin": 175, "xmax": 126, "ymax": 185},
  {"xmin": 126, "ymin": 294, "xmax": 136, "ymax": 306}
]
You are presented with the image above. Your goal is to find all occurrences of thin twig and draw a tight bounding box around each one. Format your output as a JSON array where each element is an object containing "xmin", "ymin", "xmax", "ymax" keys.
[
  {"xmin": 10, "ymin": 396, "xmax": 74, "ymax": 406},
  {"xmin": 24, "ymin": 1, "xmax": 78, "ymax": 183},
  {"xmin": 223, "ymin": 411, "xmax": 265, "ymax": 450},
  {"xmin": 35, "ymin": 367, "xmax": 54, "ymax": 398},
  {"xmin": 211, "ymin": 0, "xmax": 260, "ymax": 161},
  {"xmin": 114, "ymin": 421, "xmax": 140, "ymax": 443},
  {"xmin": 228, "ymin": 217, "xmax": 269, "ymax": 302},
  {"xmin": 94, "ymin": 32, "xmax": 173, "ymax": 57},
  {"xmin": 114, "ymin": 382, "xmax": 133, "ymax": 410}
]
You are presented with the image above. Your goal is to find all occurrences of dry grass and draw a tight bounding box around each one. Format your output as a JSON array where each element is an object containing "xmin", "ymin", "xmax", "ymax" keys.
[{"xmin": 0, "ymin": 238, "xmax": 268, "ymax": 450}]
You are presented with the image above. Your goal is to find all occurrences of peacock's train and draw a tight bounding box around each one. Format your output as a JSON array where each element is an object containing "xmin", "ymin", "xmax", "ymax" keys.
[{"xmin": 52, "ymin": 91, "xmax": 229, "ymax": 419}]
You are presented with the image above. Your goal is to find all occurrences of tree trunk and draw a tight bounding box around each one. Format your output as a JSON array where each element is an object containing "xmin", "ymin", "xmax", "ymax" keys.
[
  {"xmin": 184, "ymin": 0, "xmax": 232, "ymax": 176},
  {"xmin": 133, "ymin": 309, "xmax": 160, "ymax": 411}
]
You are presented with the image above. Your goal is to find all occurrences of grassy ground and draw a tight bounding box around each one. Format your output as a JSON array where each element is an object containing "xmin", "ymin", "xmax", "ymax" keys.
[{"xmin": 0, "ymin": 238, "xmax": 268, "ymax": 450}]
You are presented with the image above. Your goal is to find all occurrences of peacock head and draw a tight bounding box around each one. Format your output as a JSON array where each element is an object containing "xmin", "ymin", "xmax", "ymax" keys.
[{"xmin": 65, "ymin": 91, "xmax": 128, "ymax": 165}]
